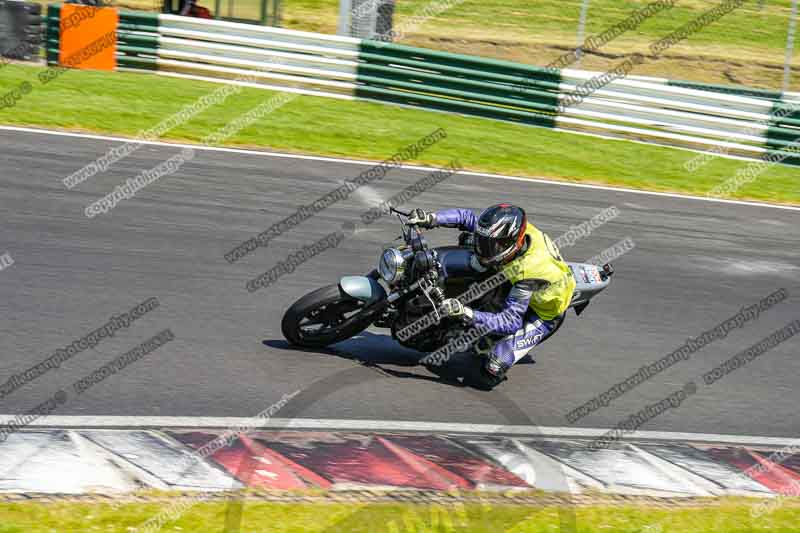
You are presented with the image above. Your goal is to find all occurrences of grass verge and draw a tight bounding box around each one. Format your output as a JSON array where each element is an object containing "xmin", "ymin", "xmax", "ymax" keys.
[
  {"xmin": 1, "ymin": 497, "xmax": 800, "ymax": 532},
  {"xmin": 1, "ymin": 63, "xmax": 798, "ymax": 204}
]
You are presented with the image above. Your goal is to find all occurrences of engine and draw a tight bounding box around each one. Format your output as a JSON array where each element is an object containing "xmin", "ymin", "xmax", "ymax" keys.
[{"xmin": 391, "ymin": 275, "xmax": 511, "ymax": 353}]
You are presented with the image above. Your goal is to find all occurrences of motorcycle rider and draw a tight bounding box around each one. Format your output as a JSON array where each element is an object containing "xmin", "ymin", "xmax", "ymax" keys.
[{"xmin": 408, "ymin": 204, "xmax": 576, "ymax": 388}]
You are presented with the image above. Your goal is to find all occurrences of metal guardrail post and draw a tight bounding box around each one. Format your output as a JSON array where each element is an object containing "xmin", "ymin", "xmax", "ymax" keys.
[
  {"xmin": 784, "ymin": 0, "xmax": 798, "ymax": 92},
  {"xmin": 574, "ymin": 0, "xmax": 591, "ymax": 66},
  {"xmin": 338, "ymin": 0, "xmax": 352, "ymax": 36}
]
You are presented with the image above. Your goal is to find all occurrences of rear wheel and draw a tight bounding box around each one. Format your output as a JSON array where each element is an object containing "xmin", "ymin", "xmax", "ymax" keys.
[{"xmin": 281, "ymin": 285, "xmax": 372, "ymax": 348}]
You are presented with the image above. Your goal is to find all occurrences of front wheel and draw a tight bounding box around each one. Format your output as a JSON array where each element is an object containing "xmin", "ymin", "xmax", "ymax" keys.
[{"xmin": 281, "ymin": 285, "xmax": 373, "ymax": 348}]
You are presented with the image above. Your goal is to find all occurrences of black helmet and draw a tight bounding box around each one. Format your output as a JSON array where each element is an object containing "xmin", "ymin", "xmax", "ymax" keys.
[{"xmin": 474, "ymin": 204, "xmax": 527, "ymax": 267}]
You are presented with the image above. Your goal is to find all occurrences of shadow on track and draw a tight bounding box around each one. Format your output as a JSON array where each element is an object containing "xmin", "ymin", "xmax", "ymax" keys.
[{"xmin": 263, "ymin": 331, "xmax": 534, "ymax": 390}]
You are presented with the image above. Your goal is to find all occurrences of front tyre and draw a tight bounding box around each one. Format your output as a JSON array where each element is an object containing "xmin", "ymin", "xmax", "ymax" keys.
[{"xmin": 281, "ymin": 285, "xmax": 372, "ymax": 348}]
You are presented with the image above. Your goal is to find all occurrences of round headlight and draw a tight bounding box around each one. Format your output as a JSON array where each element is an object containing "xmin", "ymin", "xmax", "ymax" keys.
[{"xmin": 378, "ymin": 248, "xmax": 406, "ymax": 284}]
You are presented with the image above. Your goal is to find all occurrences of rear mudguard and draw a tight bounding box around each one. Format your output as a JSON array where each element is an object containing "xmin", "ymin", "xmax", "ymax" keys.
[{"xmin": 339, "ymin": 275, "xmax": 387, "ymax": 305}]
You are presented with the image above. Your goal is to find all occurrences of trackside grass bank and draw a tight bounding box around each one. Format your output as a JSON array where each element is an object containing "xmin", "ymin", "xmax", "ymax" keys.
[
  {"xmin": 0, "ymin": 497, "xmax": 800, "ymax": 532},
  {"xmin": 0, "ymin": 64, "xmax": 798, "ymax": 205},
  {"xmin": 288, "ymin": 0, "xmax": 796, "ymax": 90}
]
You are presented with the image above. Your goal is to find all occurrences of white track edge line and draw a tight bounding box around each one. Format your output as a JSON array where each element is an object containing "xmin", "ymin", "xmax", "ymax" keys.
[
  {"xmin": 2, "ymin": 125, "xmax": 799, "ymax": 212},
  {"xmin": 0, "ymin": 416, "xmax": 795, "ymax": 446}
]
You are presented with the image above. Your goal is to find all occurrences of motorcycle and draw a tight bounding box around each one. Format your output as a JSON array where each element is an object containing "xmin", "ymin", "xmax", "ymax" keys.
[{"xmin": 282, "ymin": 208, "xmax": 613, "ymax": 357}]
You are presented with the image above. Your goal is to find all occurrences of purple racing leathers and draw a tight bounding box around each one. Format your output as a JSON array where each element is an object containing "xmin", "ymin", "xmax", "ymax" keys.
[
  {"xmin": 476, "ymin": 281, "xmax": 563, "ymax": 371},
  {"xmin": 434, "ymin": 208, "xmax": 563, "ymax": 372},
  {"xmin": 490, "ymin": 313, "xmax": 562, "ymax": 369},
  {"xmin": 434, "ymin": 208, "xmax": 477, "ymax": 231}
]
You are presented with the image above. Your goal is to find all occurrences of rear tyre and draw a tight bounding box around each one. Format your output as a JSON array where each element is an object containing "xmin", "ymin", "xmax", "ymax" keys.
[{"xmin": 281, "ymin": 285, "xmax": 372, "ymax": 348}]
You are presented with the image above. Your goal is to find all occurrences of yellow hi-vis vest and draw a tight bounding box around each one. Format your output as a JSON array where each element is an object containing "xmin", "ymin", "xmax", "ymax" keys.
[{"xmin": 501, "ymin": 223, "xmax": 576, "ymax": 320}]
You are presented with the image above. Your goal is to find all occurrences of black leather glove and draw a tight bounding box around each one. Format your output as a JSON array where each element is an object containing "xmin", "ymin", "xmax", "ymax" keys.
[{"xmin": 408, "ymin": 208, "xmax": 438, "ymax": 228}]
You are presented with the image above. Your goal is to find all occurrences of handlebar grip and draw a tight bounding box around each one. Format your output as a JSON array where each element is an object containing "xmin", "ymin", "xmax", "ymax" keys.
[{"xmin": 430, "ymin": 286, "xmax": 446, "ymax": 305}]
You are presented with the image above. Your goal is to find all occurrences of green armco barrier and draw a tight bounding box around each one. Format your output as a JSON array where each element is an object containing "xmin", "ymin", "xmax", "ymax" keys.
[
  {"xmin": 116, "ymin": 31, "xmax": 159, "ymax": 48},
  {"xmin": 45, "ymin": 4, "xmax": 59, "ymax": 65},
  {"xmin": 356, "ymin": 40, "xmax": 562, "ymax": 130},
  {"xmin": 358, "ymin": 50, "xmax": 562, "ymax": 93},
  {"xmin": 44, "ymin": 49, "xmax": 59, "ymax": 65},
  {"xmin": 117, "ymin": 22, "xmax": 162, "ymax": 32},
  {"xmin": 765, "ymin": 135, "xmax": 800, "ymax": 152},
  {"xmin": 117, "ymin": 55, "xmax": 158, "ymax": 70},
  {"xmin": 668, "ymin": 79, "xmax": 786, "ymax": 101},
  {"xmin": 357, "ymin": 73, "xmax": 560, "ymax": 114},
  {"xmin": 117, "ymin": 10, "xmax": 160, "ymax": 26},
  {"xmin": 762, "ymin": 135, "xmax": 800, "ymax": 151},
  {"xmin": 354, "ymin": 85, "xmax": 557, "ymax": 129},
  {"xmin": 765, "ymin": 101, "xmax": 800, "ymax": 151},
  {"xmin": 356, "ymin": 63, "xmax": 560, "ymax": 108},
  {"xmin": 762, "ymin": 148, "xmax": 800, "ymax": 166},
  {"xmin": 117, "ymin": 45, "xmax": 160, "ymax": 56},
  {"xmin": 766, "ymin": 115, "xmax": 800, "ymax": 130},
  {"xmin": 771, "ymin": 101, "xmax": 800, "ymax": 121},
  {"xmin": 43, "ymin": 48, "xmax": 159, "ymax": 69},
  {"xmin": 117, "ymin": 10, "xmax": 160, "ymax": 66},
  {"xmin": 764, "ymin": 124, "xmax": 800, "ymax": 143},
  {"xmin": 360, "ymin": 40, "xmax": 562, "ymax": 86},
  {"xmin": 45, "ymin": 4, "xmax": 160, "ymax": 65}
]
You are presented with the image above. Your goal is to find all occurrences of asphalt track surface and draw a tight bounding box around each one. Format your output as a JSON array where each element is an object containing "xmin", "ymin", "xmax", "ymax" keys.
[{"xmin": 1, "ymin": 128, "xmax": 798, "ymax": 438}]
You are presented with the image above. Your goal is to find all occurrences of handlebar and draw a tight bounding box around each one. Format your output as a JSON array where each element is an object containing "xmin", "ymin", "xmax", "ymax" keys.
[
  {"xmin": 391, "ymin": 206, "xmax": 429, "ymax": 252},
  {"xmin": 389, "ymin": 207, "xmax": 445, "ymax": 315}
]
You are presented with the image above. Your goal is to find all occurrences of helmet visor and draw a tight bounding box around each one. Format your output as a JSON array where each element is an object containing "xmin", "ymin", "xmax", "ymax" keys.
[{"xmin": 475, "ymin": 234, "xmax": 516, "ymax": 264}]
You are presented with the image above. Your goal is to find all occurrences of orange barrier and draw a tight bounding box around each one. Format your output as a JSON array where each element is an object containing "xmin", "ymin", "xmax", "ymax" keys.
[{"xmin": 58, "ymin": 5, "xmax": 118, "ymax": 71}]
